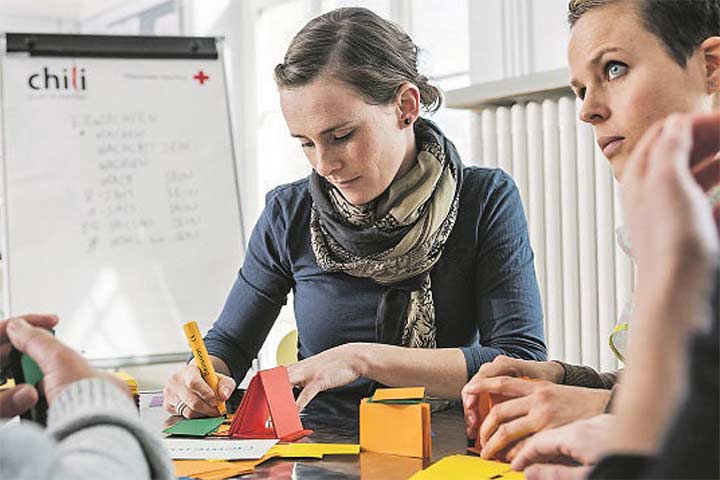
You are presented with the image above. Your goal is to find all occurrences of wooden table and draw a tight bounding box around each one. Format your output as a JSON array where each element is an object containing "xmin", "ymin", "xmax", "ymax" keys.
[{"xmin": 141, "ymin": 392, "xmax": 470, "ymax": 479}]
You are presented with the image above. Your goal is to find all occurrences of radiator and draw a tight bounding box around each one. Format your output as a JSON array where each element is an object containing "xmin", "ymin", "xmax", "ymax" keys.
[{"xmin": 472, "ymin": 95, "xmax": 633, "ymax": 371}]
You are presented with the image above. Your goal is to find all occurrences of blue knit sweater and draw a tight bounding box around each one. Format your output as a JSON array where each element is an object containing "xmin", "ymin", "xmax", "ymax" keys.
[{"xmin": 204, "ymin": 166, "xmax": 547, "ymax": 397}]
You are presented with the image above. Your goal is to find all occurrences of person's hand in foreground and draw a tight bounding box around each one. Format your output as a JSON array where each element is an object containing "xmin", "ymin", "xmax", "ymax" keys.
[
  {"xmin": 0, "ymin": 314, "xmax": 59, "ymax": 417},
  {"xmin": 1, "ymin": 314, "xmax": 132, "ymax": 416},
  {"xmin": 462, "ymin": 355, "xmax": 565, "ymax": 439},
  {"xmin": 510, "ymin": 414, "xmax": 616, "ymax": 476},
  {"xmin": 609, "ymin": 113, "xmax": 719, "ymax": 455},
  {"xmin": 621, "ymin": 113, "xmax": 719, "ymax": 328},
  {"xmin": 464, "ymin": 375, "xmax": 611, "ymax": 461}
]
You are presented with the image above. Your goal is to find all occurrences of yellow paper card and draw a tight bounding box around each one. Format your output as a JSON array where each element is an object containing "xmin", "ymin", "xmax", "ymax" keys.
[
  {"xmin": 174, "ymin": 460, "xmax": 243, "ymax": 477},
  {"xmin": 410, "ymin": 455, "xmax": 525, "ymax": 480},
  {"xmin": 269, "ymin": 443, "xmax": 360, "ymax": 458},
  {"xmin": 372, "ymin": 387, "xmax": 426, "ymax": 401}
]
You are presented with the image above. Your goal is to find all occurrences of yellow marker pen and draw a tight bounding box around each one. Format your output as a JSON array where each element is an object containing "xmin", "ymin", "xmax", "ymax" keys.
[{"xmin": 183, "ymin": 321, "xmax": 227, "ymax": 416}]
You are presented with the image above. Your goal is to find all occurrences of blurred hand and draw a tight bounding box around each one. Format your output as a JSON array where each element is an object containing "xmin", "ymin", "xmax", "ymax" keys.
[
  {"xmin": 689, "ymin": 112, "xmax": 720, "ymax": 207},
  {"xmin": 464, "ymin": 376, "xmax": 610, "ymax": 460},
  {"xmin": 287, "ymin": 343, "xmax": 364, "ymax": 411},
  {"xmin": 523, "ymin": 465, "xmax": 592, "ymax": 480},
  {"xmin": 511, "ymin": 414, "xmax": 616, "ymax": 471},
  {"xmin": 163, "ymin": 361, "xmax": 235, "ymax": 418},
  {"xmin": 0, "ymin": 314, "xmax": 58, "ymax": 417},
  {"xmin": 621, "ymin": 113, "xmax": 719, "ymax": 330},
  {"xmin": 462, "ymin": 356, "xmax": 565, "ymax": 439},
  {"xmin": 2, "ymin": 315, "xmax": 110, "ymax": 411}
]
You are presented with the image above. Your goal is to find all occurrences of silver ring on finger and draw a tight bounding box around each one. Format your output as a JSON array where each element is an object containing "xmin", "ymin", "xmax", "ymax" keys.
[{"xmin": 175, "ymin": 400, "xmax": 189, "ymax": 417}]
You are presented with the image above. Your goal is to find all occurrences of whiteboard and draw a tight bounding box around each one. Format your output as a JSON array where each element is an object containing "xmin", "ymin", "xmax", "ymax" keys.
[{"xmin": 0, "ymin": 35, "xmax": 243, "ymax": 364}]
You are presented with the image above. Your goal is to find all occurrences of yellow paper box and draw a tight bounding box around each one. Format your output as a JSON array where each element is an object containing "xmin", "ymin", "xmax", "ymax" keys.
[{"xmin": 360, "ymin": 387, "xmax": 431, "ymax": 458}]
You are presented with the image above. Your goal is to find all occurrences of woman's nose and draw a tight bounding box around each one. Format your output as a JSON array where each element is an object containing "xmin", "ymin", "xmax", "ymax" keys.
[
  {"xmin": 579, "ymin": 89, "xmax": 610, "ymax": 125},
  {"xmin": 314, "ymin": 149, "xmax": 341, "ymax": 177}
]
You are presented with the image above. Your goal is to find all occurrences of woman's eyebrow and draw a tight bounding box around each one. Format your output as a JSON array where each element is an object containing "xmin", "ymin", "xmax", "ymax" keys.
[
  {"xmin": 589, "ymin": 46, "xmax": 622, "ymax": 65},
  {"xmin": 291, "ymin": 121, "xmax": 353, "ymax": 138}
]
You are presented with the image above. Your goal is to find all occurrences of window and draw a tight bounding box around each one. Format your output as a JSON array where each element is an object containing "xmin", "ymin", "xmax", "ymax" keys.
[
  {"xmin": 255, "ymin": 1, "xmax": 311, "ymax": 213},
  {"xmin": 82, "ymin": 0, "xmax": 181, "ymax": 35},
  {"xmin": 409, "ymin": 0, "xmax": 472, "ymax": 162}
]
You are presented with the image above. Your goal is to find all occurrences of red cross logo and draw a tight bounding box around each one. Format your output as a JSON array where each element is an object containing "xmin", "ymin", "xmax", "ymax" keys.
[{"xmin": 193, "ymin": 70, "xmax": 209, "ymax": 85}]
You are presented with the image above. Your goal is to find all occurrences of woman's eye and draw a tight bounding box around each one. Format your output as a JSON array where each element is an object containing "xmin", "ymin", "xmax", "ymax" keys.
[
  {"xmin": 606, "ymin": 61, "xmax": 628, "ymax": 81},
  {"xmin": 300, "ymin": 140, "xmax": 314, "ymax": 149},
  {"xmin": 333, "ymin": 130, "xmax": 354, "ymax": 143}
]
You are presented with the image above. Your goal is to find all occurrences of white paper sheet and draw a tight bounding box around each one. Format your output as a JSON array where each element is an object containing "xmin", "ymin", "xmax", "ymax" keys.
[{"xmin": 163, "ymin": 438, "xmax": 278, "ymax": 460}]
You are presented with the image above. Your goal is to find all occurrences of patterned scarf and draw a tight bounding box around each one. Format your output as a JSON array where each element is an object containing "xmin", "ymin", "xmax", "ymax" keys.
[{"xmin": 308, "ymin": 118, "xmax": 463, "ymax": 348}]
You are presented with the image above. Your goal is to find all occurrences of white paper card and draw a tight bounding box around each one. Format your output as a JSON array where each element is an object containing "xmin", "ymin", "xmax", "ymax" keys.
[{"xmin": 164, "ymin": 438, "xmax": 278, "ymax": 460}]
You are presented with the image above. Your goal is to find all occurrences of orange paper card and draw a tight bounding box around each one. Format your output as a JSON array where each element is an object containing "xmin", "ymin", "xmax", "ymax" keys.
[
  {"xmin": 371, "ymin": 387, "xmax": 425, "ymax": 402},
  {"xmin": 360, "ymin": 387, "xmax": 431, "ymax": 458},
  {"xmin": 228, "ymin": 366, "xmax": 312, "ymax": 442}
]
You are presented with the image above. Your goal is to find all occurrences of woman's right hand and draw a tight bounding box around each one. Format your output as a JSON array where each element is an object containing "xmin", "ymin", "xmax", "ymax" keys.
[{"xmin": 163, "ymin": 361, "xmax": 236, "ymax": 418}]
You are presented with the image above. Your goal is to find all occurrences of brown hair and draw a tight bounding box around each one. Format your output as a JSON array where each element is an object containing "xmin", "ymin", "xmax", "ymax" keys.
[
  {"xmin": 274, "ymin": 7, "xmax": 442, "ymax": 112},
  {"xmin": 568, "ymin": 0, "xmax": 720, "ymax": 68}
]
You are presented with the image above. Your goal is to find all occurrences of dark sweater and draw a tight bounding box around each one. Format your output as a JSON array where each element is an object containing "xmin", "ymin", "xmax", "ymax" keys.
[{"xmin": 203, "ymin": 167, "xmax": 547, "ymax": 398}]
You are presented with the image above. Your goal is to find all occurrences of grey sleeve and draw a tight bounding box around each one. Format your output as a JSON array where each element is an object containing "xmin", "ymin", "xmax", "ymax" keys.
[
  {"xmin": 0, "ymin": 378, "xmax": 173, "ymax": 480},
  {"xmin": 554, "ymin": 361, "xmax": 623, "ymax": 389}
]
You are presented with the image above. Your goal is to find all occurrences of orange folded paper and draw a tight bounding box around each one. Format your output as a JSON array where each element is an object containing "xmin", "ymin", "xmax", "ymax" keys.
[{"xmin": 360, "ymin": 387, "xmax": 431, "ymax": 458}]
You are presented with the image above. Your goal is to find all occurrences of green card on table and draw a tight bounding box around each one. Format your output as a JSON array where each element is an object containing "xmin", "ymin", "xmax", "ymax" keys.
[{"xmin": 163, "ymin": 416, "xmax": 225, "ymax": 437}]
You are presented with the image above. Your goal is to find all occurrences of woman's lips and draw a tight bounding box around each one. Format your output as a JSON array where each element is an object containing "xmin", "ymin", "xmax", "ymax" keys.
[
  {"xmin": 334, "ymin": 176, "xmax": 360, "ymax": 187},
  {"xmin": 598, "ymin": 136, "xmax": 626, "ymax": 158}
]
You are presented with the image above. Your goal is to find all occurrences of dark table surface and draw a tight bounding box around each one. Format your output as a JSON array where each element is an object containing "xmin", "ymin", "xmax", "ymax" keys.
[{"xmin": 141, "ymin": 391, "xmax": 470, "ymax": 479}]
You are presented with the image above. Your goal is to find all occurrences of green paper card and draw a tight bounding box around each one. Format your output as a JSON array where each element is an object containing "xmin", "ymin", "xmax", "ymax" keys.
[
  {"xmin": 21, "ymin": 354, "xmax": 44, "ymax": 386},
  {"xmin": 367, "ymin": 398, "xmax": 423, "ymax": 404},
  {"xmin": 163, "ymin": 416, "xmax": 225, "ymax": 437}
]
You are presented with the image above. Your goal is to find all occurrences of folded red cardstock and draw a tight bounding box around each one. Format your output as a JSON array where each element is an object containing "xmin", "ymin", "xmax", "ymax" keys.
[{"xmin": 228, "ymin": 366, "xmax": 312, "ymax": 442}]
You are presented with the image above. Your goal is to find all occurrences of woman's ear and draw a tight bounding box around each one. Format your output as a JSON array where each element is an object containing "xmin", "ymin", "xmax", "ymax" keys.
[
  {"xmin": 395, "ymin": 83, "xmax": 421, "ymax": 128},
  {"xmin": 700, "ymin": 37, "xmax": 720, "ymax": 94}
]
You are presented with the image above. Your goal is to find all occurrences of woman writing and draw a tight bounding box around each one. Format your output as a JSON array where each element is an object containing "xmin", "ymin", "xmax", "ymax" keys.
[{"xmin": 164, "ymin": 7, "xmax": 546, "ymax": 418}]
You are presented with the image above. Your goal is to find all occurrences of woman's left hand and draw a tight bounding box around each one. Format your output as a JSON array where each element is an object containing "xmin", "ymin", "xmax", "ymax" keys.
[{"xmin": 286, "ymin": 343, "xmax": 366, "ymax": 411}]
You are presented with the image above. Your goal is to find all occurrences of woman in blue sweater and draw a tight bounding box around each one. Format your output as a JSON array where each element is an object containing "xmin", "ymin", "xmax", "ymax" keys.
[{"xmin": 163, "ymin": 7, "xmax": 546, "ymax": 418}]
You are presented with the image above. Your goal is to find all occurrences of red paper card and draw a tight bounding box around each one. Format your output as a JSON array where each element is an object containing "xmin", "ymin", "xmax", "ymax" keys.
[{"xmin": 228, "ymin": 366, "xmax": 312, "ymax": 442}]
